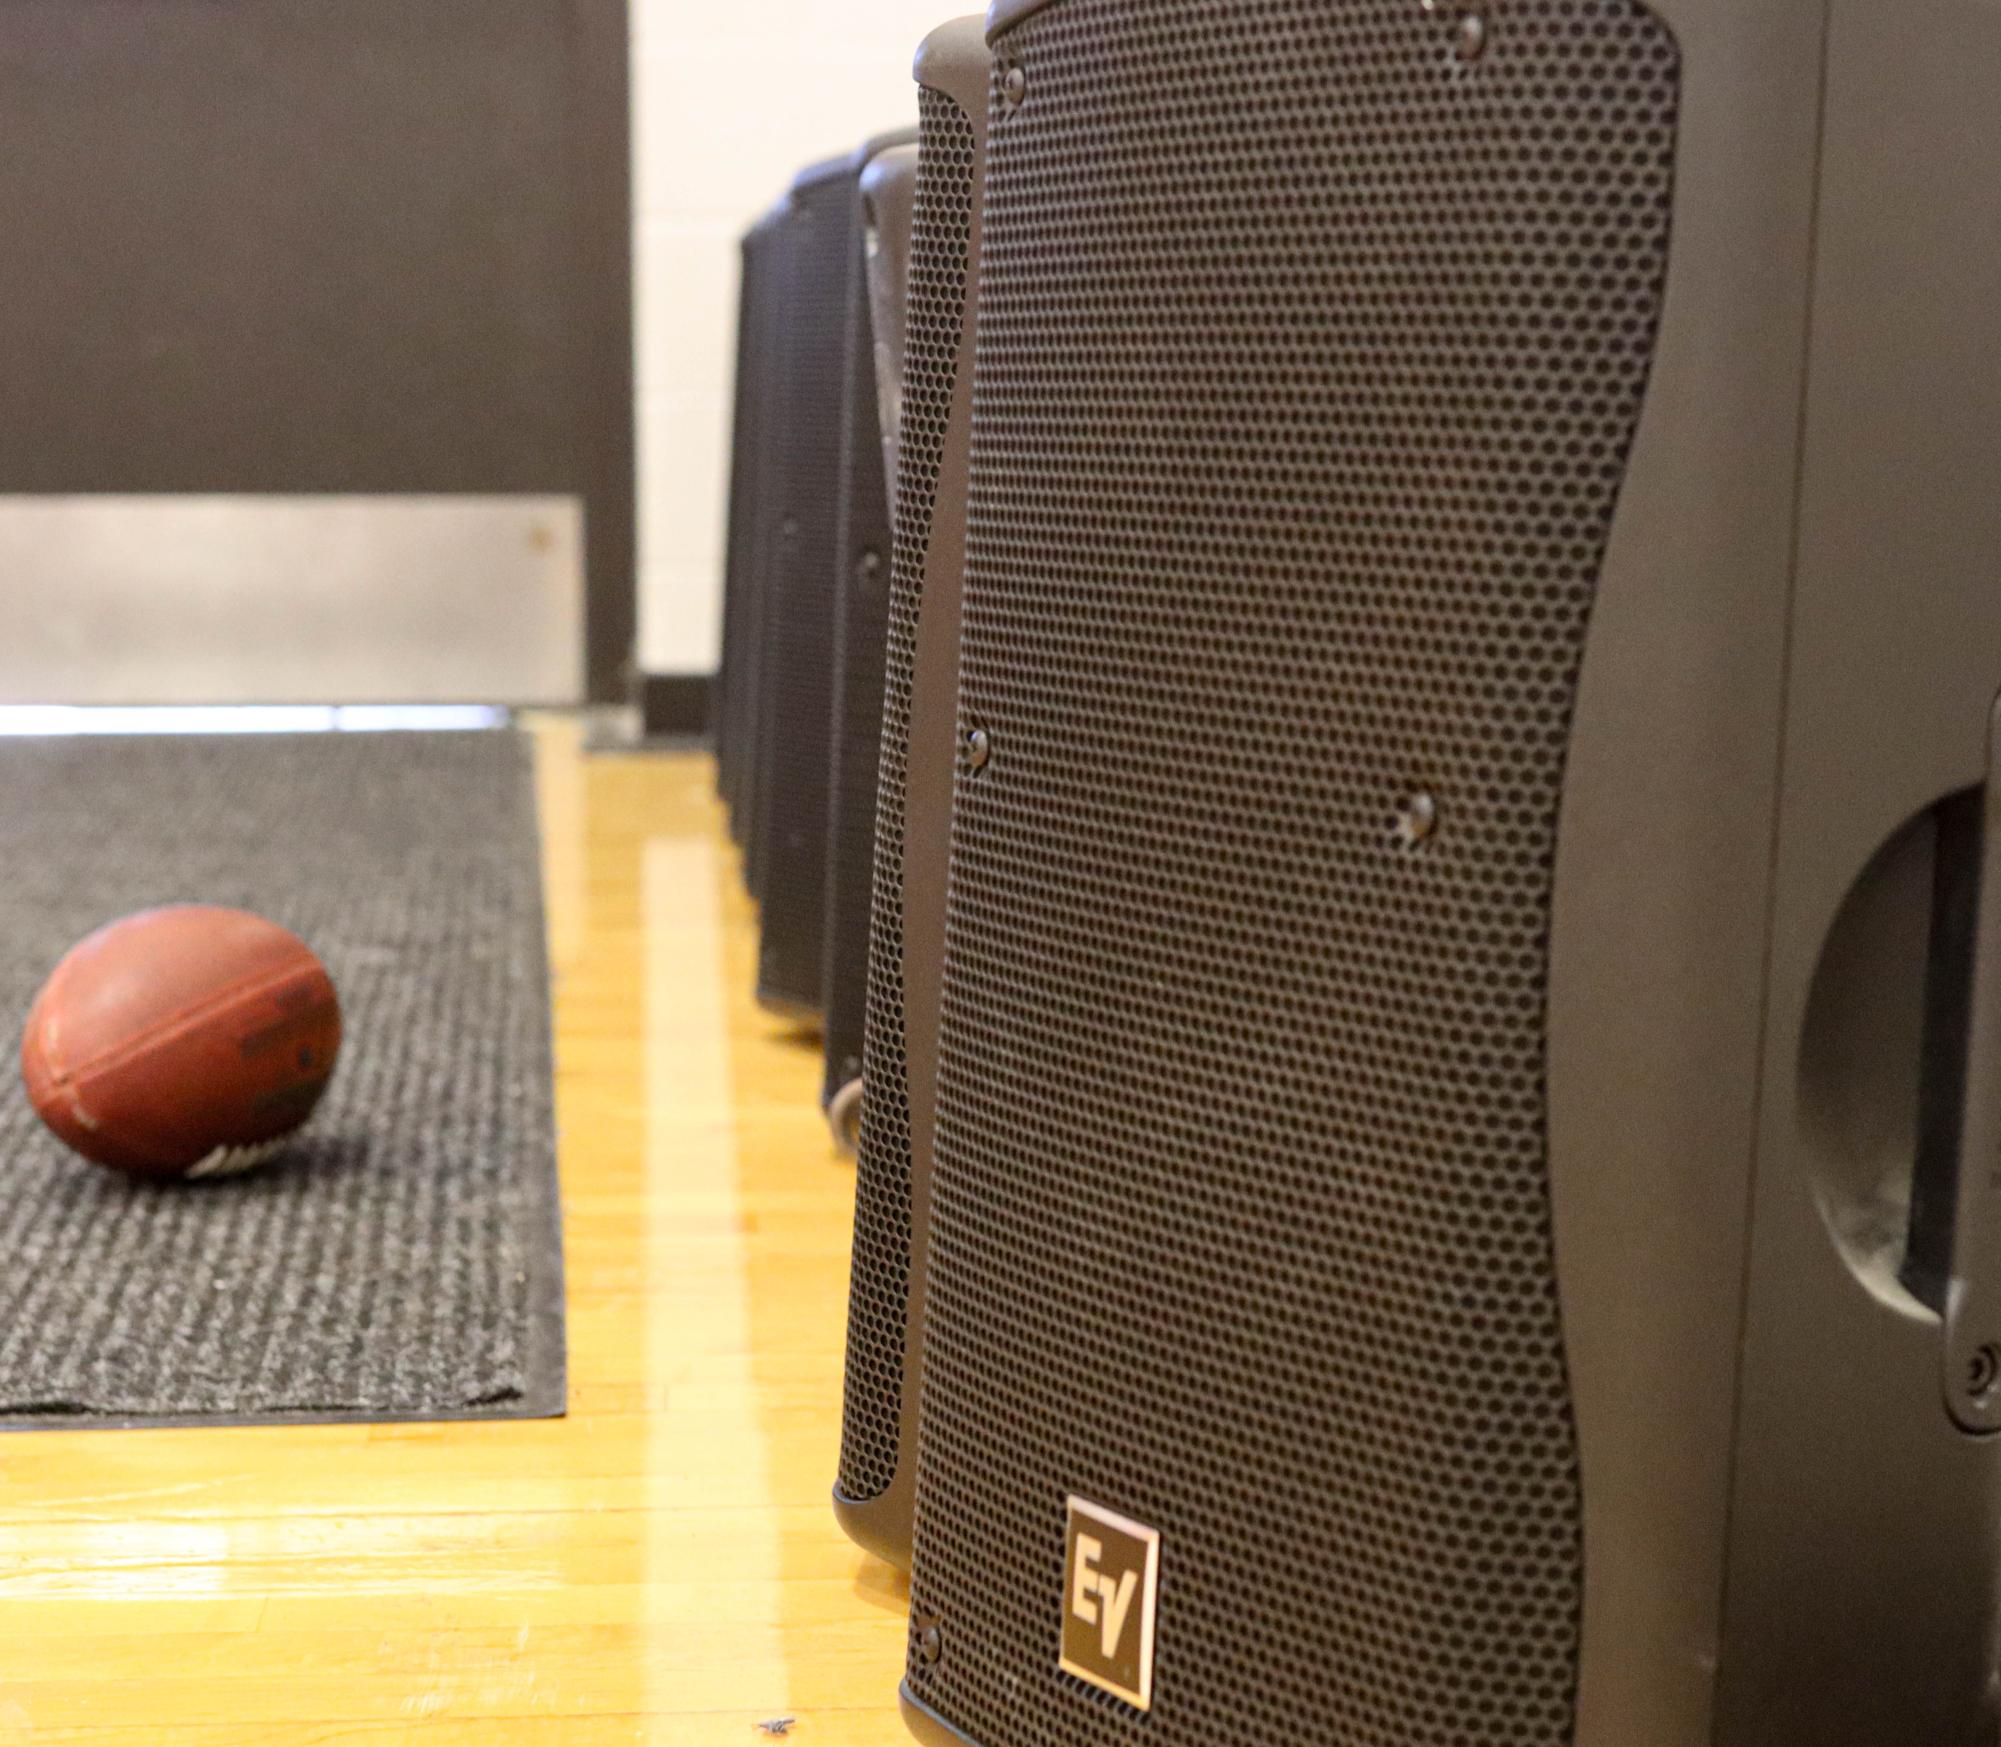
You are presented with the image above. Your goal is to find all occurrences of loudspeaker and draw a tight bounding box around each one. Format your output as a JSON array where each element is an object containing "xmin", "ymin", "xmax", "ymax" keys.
[
  {"xmin": 862, "ymin": 146, "xmax": 920, "ymax": 506},
  {"xmin": 897, "ymin": 3, "xmax": 2001, "ymax": 1745},
  {"xmin": 742, "ymin": 152, "xmax": 849, "ymax": 953},
  {"xmin": 833, "ymin": 16, "xmax": 990, "ymax": 1569},
  {"xmin": 824, "ymin": 142, "xmax": 923, "ymax": 1149},
  {"xmin": 726, "ymin": 186, "xmax": 814, "ymax": 870},
  {"xmin": 751, "ymin": 133, "xmax": 916, "ymax": 1016},
  {"xmin": 716, "ymin": 203, "xmax": 784, "ymax": 840}
]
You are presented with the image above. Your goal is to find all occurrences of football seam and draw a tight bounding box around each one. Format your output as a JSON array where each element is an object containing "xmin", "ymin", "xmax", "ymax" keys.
[{"xmin": 37, "ymin": 960, "xmax": 334, "ymax": 1094}]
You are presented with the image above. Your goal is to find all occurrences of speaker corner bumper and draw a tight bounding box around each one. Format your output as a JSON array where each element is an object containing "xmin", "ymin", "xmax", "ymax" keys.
[
  {"xmin": 900, "ymin": 1680, "xmax": 979, "ymax": 1747},
  {"xmin": 831, "ymin": 1481, "xmax": 913, "ymax": 1572}
]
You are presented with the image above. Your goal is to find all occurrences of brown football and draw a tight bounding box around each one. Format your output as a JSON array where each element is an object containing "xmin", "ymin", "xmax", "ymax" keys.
[{"xmin": 21, "ymin": 905, "xmax": 343, "ymax": 1181}]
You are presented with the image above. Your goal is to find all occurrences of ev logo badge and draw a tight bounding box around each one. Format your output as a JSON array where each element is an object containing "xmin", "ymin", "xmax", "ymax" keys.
[{"xmin": 1060, "ymin": 1497, "xmax": 1161, "ymax": 1712}]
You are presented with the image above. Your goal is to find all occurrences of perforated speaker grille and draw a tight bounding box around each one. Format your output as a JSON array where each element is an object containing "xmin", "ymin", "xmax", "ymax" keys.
[
  {"xmin": 838, "ymin": 86, "xmax": 977, "ymax": 1506},
  {"xmin": 822, "ymin": 193, "xmax": 895, "ymax": 1111},
  {"xmin": 752, "ymin": 169, "xmax": 854, "ymax": 1010},
  {"xmin": 908, "ymin": 2, "xmax": 1680, "ymax": 1744}
]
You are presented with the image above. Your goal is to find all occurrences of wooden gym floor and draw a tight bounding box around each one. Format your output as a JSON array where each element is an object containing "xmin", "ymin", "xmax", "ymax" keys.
[{"xmin": 0, "ymin": 720, "xmax": 910, "ymax": 1744}]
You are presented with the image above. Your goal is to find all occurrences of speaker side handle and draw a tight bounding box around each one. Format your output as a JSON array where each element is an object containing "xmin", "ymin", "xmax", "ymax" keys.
[{"xmin": 1944, "ymin": 693, "xmax": 2001, "ymax": 1434}]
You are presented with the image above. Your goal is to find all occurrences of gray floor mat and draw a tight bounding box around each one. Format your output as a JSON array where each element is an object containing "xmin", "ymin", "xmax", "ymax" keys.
[{"xmin": 0, "ymin": 729, "xmax": 564, "ymax": 1427}]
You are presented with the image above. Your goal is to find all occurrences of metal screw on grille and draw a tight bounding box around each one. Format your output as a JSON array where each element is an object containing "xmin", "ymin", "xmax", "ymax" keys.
[
  {"xmin": 918, "ymin": 1624, "xmax": 944, "ymax": 1666},
  {"xmin": 963, "ymin": 726, "xmax": 992, "ymax": 774},
  {"xmin": 1001, "ymin": 65, "xmax": 1027, "ymax": 111},
  {"xmin": 1396, "ymin": 791, "xmax": 1440, "ymax": 847},
  {"xmin": 1456, "ymin": 9, "xmax": 1490, "ymax": 60}
]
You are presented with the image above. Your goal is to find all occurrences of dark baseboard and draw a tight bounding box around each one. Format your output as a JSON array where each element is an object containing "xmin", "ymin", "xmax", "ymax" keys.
[{"xmin": 638, "ymin": 673, "xmax": 714, "ymax": 740}]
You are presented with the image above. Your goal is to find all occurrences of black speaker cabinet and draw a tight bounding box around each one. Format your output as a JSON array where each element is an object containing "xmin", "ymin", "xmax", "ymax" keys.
[
  {"xmin": 834, "ymin": 17, "xmax": 990, "ymax": 1569},
  {"xmin": 751, "ymin": 132, "xmax": 916, "ymax": 1015},
  {"xmin": 896, "ymin": 1, "xmax": 2001, "ymax": 1745},
  {"xmin": 717, "ymin": 203, "xmax": 783, "ymax": 841},
  {"xmin": 714, "ymin": 229, "xmax": 748, "ymax": 806},
  {"xmin": 743, "ymin": 152, "xmax": 847, "ymax": 939},
  {"xmin": 723, "ymin": 193, "xmax": 800, "ymax": 862},
  {"xmin": 824, "ymin": 142, "xmax": 923, "ymax": 1149},
  {"xmin": 863, "ymin": 146, "xmax": 920, "ymax": 509}
]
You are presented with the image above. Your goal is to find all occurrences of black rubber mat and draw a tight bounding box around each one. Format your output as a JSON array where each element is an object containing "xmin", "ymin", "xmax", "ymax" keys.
[{"xmin": 0, "ymin": 730, "xmax": 564, "ymax": 1427}]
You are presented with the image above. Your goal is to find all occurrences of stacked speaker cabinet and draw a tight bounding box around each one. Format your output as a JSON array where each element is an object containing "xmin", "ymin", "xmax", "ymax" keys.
[
  {"xmin": 750, "ymin": 133, "xmax": 915, "ymax": 1016},
  {"xmin": 834, "ymin": 16, "xmax": 989, "ymax": 1568},
  {"xmin": 885, "ymin": 1, "xmax": 2001, "ymax": 1745},
  {"xmin": 824, "ymin": 142, "xmax": 923, "ymax": 1147}
]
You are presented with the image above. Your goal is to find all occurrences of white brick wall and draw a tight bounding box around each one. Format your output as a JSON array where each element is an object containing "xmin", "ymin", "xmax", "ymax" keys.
[{"xmin": 632, "ymin": 0, "xmax": 963, "ymax": 676}]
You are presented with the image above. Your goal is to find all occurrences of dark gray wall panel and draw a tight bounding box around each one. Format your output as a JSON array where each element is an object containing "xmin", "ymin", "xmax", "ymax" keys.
[{"xmin": 0, "ymin": 0, "xmax": 633, "ymax": 699}]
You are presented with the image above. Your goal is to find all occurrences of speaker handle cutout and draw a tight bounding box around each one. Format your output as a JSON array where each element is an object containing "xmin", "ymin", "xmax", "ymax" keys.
[
  {"xmin": 1903, "ymin": 788, "xmax": 1983, "ymax": 1312},
  {"xmin": 1940, "ymin": 697, "xmax": 2001, "ymax": 1434}
]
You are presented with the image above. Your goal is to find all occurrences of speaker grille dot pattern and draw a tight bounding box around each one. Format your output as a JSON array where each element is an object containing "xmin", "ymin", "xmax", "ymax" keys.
[
  {"xmin": 821, "ymin": 174, "xmax": 896, "ymax": 1113},
  {"xmin": 908, "ymin": 2, "xmax": 1679, "ymax": 1744},
  {"xmin": 838, "ymin": 86, "xmax": 978, "ymax": 1508}
]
